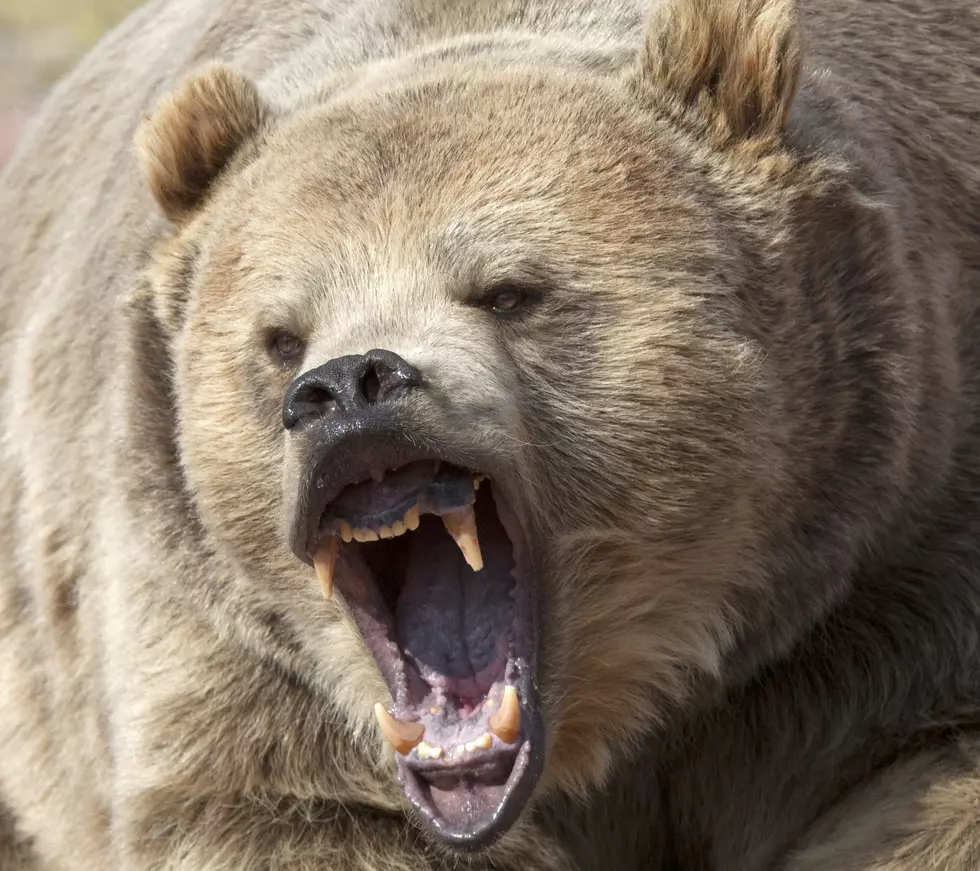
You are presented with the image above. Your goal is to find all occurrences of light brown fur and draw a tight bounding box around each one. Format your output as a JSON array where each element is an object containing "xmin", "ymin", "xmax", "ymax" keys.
[
  {"xmin": 784, "ymin": 737, "xmax": 980, "ymax": 870},
  {"xmin": 0, "ymin": 0, "xmax": 979, "ymax": 868}
]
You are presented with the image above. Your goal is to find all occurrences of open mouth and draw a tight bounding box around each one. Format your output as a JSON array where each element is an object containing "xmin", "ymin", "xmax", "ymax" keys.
[{"xmin": 304, "ymin": 459, "xmax": 543, "ymax": 847}]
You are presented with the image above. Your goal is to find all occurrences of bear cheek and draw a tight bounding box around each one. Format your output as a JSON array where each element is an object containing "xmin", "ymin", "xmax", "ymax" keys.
[{"xmin": 176, "ymin": 328, "xmax": 291, "ymax": 571}]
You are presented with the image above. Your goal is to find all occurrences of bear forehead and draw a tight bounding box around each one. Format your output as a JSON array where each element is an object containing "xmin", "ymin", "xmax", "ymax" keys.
[
  {"xmin": 210, "ymin": 75, "xmax": 726, "ymax": 297},
  {"xmin": 268, "ymin": 77, "xmax": 699, "ymax": 210}
]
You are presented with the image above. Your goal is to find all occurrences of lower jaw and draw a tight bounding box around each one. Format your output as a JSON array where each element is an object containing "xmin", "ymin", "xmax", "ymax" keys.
[
  {"xmin": 396, "ymin": 671, "xmax": 545, "ymax": 849},
  {"xmin": 361, "ymin": 630, "xmax": 545, "ymax": 845},
  {"xmin": 341, "ymin": 591, "xmax": 544, "ymax": 843}
]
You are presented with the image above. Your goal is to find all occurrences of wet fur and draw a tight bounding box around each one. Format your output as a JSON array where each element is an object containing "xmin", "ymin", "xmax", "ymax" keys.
[{"xmin": 0, "ymin": 0, "xmax": 979, "ymax": 868}]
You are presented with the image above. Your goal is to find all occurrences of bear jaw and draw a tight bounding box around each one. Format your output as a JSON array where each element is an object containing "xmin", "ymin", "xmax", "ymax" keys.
[{"xmin": 290, "ymin": 435, "xmax": 544, "ymax": 847}]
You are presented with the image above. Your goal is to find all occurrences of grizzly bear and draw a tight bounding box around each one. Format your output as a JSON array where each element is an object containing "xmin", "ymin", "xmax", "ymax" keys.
[{"xmin": 1, "ymin": 0, "xmax": 979, "ymax": 867}]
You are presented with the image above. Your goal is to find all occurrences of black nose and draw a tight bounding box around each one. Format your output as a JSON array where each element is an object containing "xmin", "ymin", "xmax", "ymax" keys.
[{"xmin": 282, "ymin": 349, "xmax": 423, "ymax": 430}]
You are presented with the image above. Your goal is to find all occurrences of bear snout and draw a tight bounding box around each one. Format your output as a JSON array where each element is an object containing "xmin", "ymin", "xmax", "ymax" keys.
[{"xmin": 282, "ymin": 348, "xmax": 424, "ymax": 430}]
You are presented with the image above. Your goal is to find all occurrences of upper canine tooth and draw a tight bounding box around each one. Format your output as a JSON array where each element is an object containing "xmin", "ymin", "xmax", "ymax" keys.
[
  {"xmin": 374, "ymin": 703, "xmax": 424, "ymax": 755},
  {"xmin": 442, "ymin": 506, "xmax": 483, "ymax": 572},
  {"xmin": 488, "ymin": 686, "xmax": 520, "ymax": 744},
  {"xmin": 339, "ymin": 521, "xmax": 354, "ymax": 543},
  {"xmin": 313, "ymin": 536, "xmax": 339, "ymax": 600},
  {"xmin": 404, "ymin": 505, "xmax": 420, "ymax": 531}
]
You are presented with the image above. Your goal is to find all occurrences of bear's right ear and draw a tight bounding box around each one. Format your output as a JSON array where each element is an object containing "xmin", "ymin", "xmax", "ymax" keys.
[
  {"xmin": 636, "ymin": 0, "xmax": 803, "ymax": 145},
  {"xmin": 136, "ymin": 65, "xmax": 266, "ymax": 223}
]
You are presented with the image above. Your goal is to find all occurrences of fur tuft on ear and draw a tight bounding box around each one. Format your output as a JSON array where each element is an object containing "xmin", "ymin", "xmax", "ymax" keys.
[
  {"xmin": 136, "ymin": 65, "xmax": 266, "ymax": 223},
  {"xmin": 638, "ymin": 0, "xmax": 803, "ymax": 144}
]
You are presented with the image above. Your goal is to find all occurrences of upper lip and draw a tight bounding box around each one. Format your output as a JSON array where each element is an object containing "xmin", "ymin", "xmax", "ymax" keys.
[{"xmin": 291, "ymin": 412, "xmax": 491, "ymax": 562}]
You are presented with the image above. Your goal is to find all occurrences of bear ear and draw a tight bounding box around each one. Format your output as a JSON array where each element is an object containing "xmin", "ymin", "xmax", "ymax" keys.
[
  {"xmin": 136, "ymin": 65, "xmax": 267, "ymax": 223},
  {"xmin": 637, "ymin": 0, "xmax": 803, "ymax": 144}
]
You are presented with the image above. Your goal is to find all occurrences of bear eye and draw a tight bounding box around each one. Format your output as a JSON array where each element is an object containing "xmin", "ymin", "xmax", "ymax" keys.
[
  {"xmin": 269, "ymin": 331, "xmax": 304, "ymax": 364},
  {"xmin": 486, "ymin": 284, "xmax": 529, "ymax": 315}
]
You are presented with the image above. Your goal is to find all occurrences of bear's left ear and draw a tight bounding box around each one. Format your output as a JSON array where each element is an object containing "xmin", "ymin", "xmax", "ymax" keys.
[
  {"xmin": 637, "ymin": 0, "xmax": 803, "ymax": 144},
  {"xmin": 136, "ymin": 65, "xmax": 267, "ymax": 223}
]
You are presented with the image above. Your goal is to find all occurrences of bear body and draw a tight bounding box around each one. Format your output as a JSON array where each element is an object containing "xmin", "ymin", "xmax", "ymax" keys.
[{"xmin": 1, "ymin": 0, "xmax": 979, "ymax": 868}]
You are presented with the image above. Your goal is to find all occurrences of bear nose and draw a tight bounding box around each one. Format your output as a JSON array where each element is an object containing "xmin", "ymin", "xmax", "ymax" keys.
[{"xmin": 282, "ymin": 349, "xmax": 423, "ymax": 430}]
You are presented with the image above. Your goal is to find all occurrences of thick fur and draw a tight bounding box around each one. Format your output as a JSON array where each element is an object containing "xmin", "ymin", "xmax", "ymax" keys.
[{"xmin": 0, "ymin": 0, "xmax": 979, "ymax": 869}]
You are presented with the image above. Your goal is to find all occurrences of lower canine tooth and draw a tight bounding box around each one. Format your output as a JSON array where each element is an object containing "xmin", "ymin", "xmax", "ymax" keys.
[
  {"xmin": 313, "ymin": 537, "xmax": 339, "ymax": 599},
  {"xmin": 441, "ymin": 506, "xmax": 484, "ymax": 572},
  {"xmin": 374, "ymin": 703, "xmax": 424, "ymax": 755},
  {"xmin": 489, "ymin": 686, "xmax": 520, "ymax": 744}
]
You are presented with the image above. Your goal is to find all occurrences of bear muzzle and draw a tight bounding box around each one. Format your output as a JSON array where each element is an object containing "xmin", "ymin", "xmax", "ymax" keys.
[{"xmin": 282, "ymin": 350, "xmax": 545, "ymax": 849}]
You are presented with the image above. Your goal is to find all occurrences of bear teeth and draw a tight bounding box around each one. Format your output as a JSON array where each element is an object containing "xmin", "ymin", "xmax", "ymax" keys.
[
  {"xmin": 313, "ymin": 536, "xmax": 339, "ymax": 600},
  {"xmin": 338, "ymin": 504, "xmax": 423, "ymax": 544},
  {"xmin": 462, "ymin": 733, "xmax": 495, "ymax": 754},
  {"xmin": 416, "ymin": 741, "xmax": 444, "ymax": 760},
  {"xmin": 374, "ymin": 703, "xmax": 425, "ymax": 755},
  {"xmin": 404, "ymin": 505, "xmax": 421, "ymax": 530},
  {"xmin": 325, "ymin": 487, "xmax": 485, "ymax": 588},
  {"xmin": 488, "ymin": 685, "xmax": 520, "ymax": 744},
  {"xmin": 441, "ymin": 504, "xmax": 484, "ymax": 572}
]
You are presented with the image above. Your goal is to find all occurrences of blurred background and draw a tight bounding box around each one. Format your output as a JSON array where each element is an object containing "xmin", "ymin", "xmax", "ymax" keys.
[{"xmin": 0, "ymin": 0, "xmax": 142, "ymax": 166}]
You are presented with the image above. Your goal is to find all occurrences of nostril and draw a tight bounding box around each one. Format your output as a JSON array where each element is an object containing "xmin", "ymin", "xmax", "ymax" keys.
[
  {"xmin": 304, "ymin": 386, "xmax": 334, "ymax": 408},
  {"xmin": 361, "ymin": 367, "xmax": 382, "ymax": 404},
  {"xmin": 283, "ymin": 380, "xmax": 340, "ymax": 431},
  {"xmin": 362, "ymin": 350, "xmax": 423, "ymax": 403}
]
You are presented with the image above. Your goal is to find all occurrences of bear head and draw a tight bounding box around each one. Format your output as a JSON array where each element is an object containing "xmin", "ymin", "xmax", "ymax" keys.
[{"xmin": 134, "ymin": 0, "xmax": 871, "ymax": 850}]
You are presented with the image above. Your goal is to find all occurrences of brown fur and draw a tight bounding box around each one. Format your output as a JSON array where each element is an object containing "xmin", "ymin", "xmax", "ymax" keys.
[
  {"xmin": 135, "ymin": 64, "xmax": 267, "ymax": 223},
  {"xmin": 640, "ymin": 0, "xmax": 802, "ymax": 143},
  {"xmin": 0, "ymin": 0, "xmax": 978, "ymax": 868}
]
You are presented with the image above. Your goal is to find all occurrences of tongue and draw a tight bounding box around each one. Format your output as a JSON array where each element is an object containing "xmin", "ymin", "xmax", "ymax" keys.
[
  {"xmin": 425, "ymin": 778, "xmax": 513, "ymax": 831},
  {"xmin": 395, "ymin": 512, "xmax": 515, "ymax": 697}
]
